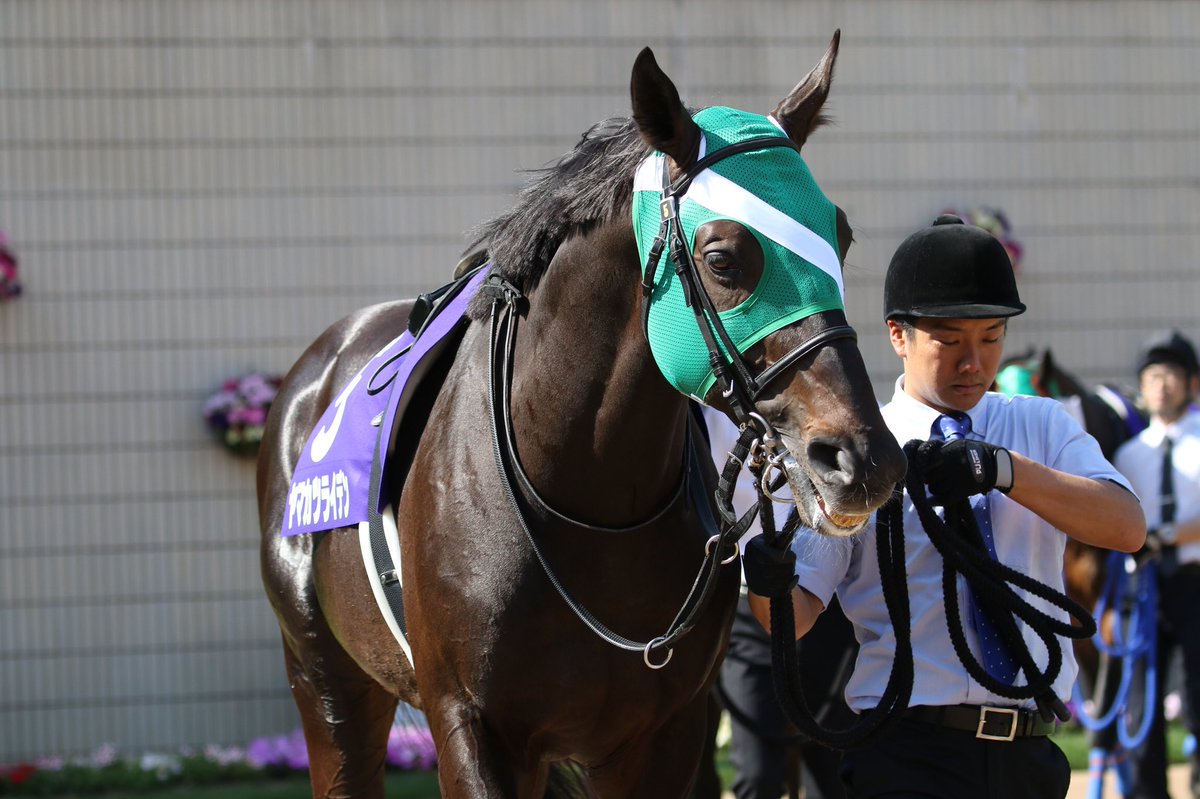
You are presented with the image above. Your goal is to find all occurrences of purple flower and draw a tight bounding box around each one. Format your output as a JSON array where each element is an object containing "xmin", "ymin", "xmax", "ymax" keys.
[
  {"xmin": 202, "ymin": 391, "xmax": 238, "ymax": 420},
  {"xmin": 282, "ymin": 729, "xmax": 309, "ymax": 771},
  {"xmin": 386, "ymin": 724, "xmax": 437, "ymax": 771},
  {"xmin": 204, "ymin": 372, "xmax": 283, "ymax": 455},
  {"xmin": 246, "ymin": 731, "xmax": 309, "ymax": 771},
  {"xmin": 245, "ymin": 735, "xmax": 287, "ymax": 769}
]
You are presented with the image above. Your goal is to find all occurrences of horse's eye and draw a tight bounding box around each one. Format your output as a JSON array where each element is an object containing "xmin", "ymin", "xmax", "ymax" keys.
[{"xmin": 703, "ymin": 251, "xmax": 736, "ymax": 272}]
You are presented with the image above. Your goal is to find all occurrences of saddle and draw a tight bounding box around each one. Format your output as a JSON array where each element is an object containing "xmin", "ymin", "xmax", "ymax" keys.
[{"xmin": 284, "ymin": 261, "xmax": 489, "ymax": 537}]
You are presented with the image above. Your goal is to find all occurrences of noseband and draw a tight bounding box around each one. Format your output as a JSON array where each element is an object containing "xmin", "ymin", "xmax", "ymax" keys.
[{"xmin": 639, "ymin": 134, "xmax": 858, "ymax": 429}]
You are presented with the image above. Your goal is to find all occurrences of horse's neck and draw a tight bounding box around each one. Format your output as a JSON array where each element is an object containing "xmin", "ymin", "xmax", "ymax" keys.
[{"xmin": 507, "ymin": 229, "xmax": 689, "ymax": 527}]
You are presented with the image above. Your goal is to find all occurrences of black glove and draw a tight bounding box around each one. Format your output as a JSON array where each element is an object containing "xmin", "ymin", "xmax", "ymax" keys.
[
  {"xmin": 1135, "ymin": 528, "xmax": 1163, "ymax": 565},
  {"xmin": 742, "ymin": 533, "xmax": 798, "ymax": 598},
  {"xmin": 916, "ymin": 438, "xmax": 1012, "ymax": 504}
]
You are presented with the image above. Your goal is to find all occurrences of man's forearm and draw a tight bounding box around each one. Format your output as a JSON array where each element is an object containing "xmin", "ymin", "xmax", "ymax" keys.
[
  {"xmin": 1007, "ymin": 451, "xmax": 1145, "ymax": 552},
  {"xmin": 748, "ymin": 585, "xmax": 825, "ymax": 640}
]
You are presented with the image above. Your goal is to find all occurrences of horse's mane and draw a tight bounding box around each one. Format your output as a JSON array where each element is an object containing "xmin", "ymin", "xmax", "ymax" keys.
[{"xmin": 466, "ymin": 116, "xmax": 650, "ymax": 320}]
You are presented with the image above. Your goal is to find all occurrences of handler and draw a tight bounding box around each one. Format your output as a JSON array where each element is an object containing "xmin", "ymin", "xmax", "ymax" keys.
[
  {"xmin": 1114, "ymin": 331, "xmax": 1200, "ymax": 799},
  {"xmin": 747, "ymin": 215, "xmax": 1145, "ymax": 798}
]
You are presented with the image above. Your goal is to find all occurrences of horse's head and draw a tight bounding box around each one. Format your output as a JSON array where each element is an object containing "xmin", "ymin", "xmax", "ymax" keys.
[
  {"xmin": 629, "ymin": 33, "xmax": 906, "ymax": 537},
  {"xmin": 995, "ymin": 347, "xmax": 1144, "ymax": 460}
]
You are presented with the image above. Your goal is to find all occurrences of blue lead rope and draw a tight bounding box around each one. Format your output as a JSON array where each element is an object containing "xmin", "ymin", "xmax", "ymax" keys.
[{"xmin": 1073, "ymin": 551, "xmax": 1158, "ymax": 797}]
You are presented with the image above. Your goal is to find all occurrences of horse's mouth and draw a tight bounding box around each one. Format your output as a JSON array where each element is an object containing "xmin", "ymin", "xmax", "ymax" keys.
[
  {"xmin": 814, "ymin": 495, "xmax": 870, "ymax": 537},
  {"xmin": 775, "ymin": 447, "xmax": 870, "ymax": 538}
]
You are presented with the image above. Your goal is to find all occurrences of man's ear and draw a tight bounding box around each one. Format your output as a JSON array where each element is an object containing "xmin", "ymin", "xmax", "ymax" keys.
[{"xmin": 887, "ymin": 320, "xmax": 908, "ymax": 359}]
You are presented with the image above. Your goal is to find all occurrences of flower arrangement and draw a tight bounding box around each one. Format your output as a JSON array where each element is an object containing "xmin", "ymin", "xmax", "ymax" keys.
[
  {"xmin": 0, "ymin": 231, "xmax": 22, "ymax": 302},
  {"xmin": 0, "ymin": 719, "xmax": 437, "ymax": 796},
  {"xmin": 941, "ymin": 205, "xmax": 1024, "ymax": 275},
  {"xmin": 202, "ymin": 372, "xmax": 283, "ymax": 456}
]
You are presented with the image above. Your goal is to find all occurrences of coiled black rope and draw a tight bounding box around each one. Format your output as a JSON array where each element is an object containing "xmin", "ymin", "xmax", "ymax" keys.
[{"xmin": 760, "ymin": 438, "xmax": 1098, "ymax": 748}]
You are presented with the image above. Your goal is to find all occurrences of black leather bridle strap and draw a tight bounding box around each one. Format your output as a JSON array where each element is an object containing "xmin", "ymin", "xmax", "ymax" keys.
[
  {"xmin": 640, "ymin": 135, "xmax": 857, "ymax": 421},
  {"xmin": 484, "ymin": 277, "xmax": 743, "ymax": 666},
  {"xmin": 754, "ymin": 324, "xmax": 859, "ymax": 391}
]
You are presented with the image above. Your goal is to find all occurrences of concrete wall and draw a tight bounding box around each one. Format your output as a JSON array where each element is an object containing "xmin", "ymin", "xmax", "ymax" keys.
[{"xmin": 1, "ymin": 0, "xmax": 1197, "ymax": 760}]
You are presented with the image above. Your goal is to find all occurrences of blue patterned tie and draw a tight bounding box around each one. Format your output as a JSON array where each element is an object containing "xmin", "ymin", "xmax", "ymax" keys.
[{"xmin": 934, "ymin": 413, "xmax": 1019, "ymax": 683}]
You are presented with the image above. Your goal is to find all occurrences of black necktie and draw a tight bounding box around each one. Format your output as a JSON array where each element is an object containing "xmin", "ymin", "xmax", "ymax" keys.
[{"xmin": 1160, "ymin": 435, "xmax": 1178, "ymax": 577}]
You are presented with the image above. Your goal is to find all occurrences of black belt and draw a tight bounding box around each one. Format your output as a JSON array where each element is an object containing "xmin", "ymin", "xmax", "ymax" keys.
[{"xmin": 907, "ymin": 704, "xmax": 1057, "ymax": 741}]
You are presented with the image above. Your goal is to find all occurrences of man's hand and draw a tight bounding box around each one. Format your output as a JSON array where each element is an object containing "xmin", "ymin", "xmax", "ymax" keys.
[
  {"xmin": 917, "ymin": 438, "xmax": 1014, "ymax": 503},
  {"xmin": 742, "ymin": 534, "xmax": 798, "ymax": 598}
]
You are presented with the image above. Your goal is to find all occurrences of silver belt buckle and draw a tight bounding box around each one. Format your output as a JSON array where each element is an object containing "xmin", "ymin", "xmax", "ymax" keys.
[{"xmin": 976, "ymin": 706, "xmax": 1018, "ymax": 741}]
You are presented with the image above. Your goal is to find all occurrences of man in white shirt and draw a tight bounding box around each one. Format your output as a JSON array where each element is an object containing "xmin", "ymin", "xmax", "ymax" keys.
[
  {"xmin": 746, "ymin": 215, "xmax": 1145, "ymax": 798},
  {"xmin": 1114, "ymin": 331, "xmax": 1200, "ymax": 799}
]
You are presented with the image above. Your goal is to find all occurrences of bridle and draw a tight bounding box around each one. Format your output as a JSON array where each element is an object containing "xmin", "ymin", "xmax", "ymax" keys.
[
  {"xmin": 639, "ymin": 133, "xmax": 858, "ymax": 436},
  {"xmin": 479, "ymin": 132, "xmax": 863, "ymax": 669}
]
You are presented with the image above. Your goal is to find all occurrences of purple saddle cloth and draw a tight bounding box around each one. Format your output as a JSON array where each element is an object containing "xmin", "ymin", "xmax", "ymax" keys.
[{"xmin": 283, "ymin": 267, "xmax": 489, "ymax": 536}]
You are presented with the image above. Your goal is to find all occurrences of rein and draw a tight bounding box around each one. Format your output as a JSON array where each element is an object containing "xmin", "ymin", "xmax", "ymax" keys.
[
  {"xmin": 475, "ymin": 133, "xmax": 867, "ymax": 669},
  {"xmin": 760, "ymin": 438, "xmax": 1097, "ymax": 748},
  {"xmin": 484, "ymin": 276, "xmax": 743, "ymax": 669},
  {"xmin": 763, "ymin": 484, "xmax": 914, "ymax": 749}
]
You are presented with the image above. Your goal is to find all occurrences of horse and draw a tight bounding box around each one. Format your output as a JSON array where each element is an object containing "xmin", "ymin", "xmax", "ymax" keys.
[{"xmin": 258, "ymin": 34, "xmax": 906, "ymax": 798}]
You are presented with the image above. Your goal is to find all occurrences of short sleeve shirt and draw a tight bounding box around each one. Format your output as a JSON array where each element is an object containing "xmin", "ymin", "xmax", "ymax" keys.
[
  {"xmin": 793, "ymin": 377, "xmax": 1134, "ymax": 711},
  {"xmin": 1115, "ymin": 409, "xmax": 1200, "ymax": 566}
]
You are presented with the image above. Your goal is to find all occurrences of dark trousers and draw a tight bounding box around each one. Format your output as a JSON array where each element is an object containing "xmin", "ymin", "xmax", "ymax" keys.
[
  {"xmin": 1128, "ymin": 564, "xmax": 1200, "ymax": 799},
  {"xmin": 719, "ymin": 594, "xmax": 855, "ymax": 799},
  {"xmin": 839, "ymin": 716, "xmax": 1071, "ymax": 799}
]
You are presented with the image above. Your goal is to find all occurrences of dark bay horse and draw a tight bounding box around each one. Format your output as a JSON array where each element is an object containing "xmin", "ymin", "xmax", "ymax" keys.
[{"xmin": 258, "ymin": 35, "xmax": 905, "ymax": 798}]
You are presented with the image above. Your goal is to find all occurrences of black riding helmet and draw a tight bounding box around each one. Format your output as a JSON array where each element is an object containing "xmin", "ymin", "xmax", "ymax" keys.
[
  {"xmin": 1136, "ymin": 330, "xmax": 1199, "ymax": 377},
  {"xmin": 884, "ymin": 214, "xmax": 1025, "ymax": 320}
]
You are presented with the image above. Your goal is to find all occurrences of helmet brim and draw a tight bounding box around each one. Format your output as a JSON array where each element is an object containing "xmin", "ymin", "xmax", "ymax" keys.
[{"xmin": 898, "ymin": 302, "xmax": 1026, "ymax": 320}]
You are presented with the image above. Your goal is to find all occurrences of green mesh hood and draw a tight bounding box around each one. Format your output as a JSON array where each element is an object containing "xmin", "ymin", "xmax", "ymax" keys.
[{"xmin": 632, "ymin": 106, "xmax": 845, "ymax": 400}]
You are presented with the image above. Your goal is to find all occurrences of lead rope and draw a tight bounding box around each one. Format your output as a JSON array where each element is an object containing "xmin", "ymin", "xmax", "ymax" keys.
[
  {"xmin": 902, "ymin": 438, "xmax": 1095, "ymax": 722},
  {"xmin": 1071, "ymin": 552, "xmax": 1158, "ymax": 746},
  {"xmin": 759, "ymin": 438, "xmax": 1098, "ymax": 748},
  {"xmin": 763, "ymin": 482, "xmax": 914, "ymax": 749}
]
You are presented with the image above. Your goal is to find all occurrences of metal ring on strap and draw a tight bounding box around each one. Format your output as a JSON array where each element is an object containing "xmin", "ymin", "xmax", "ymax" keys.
[
  {"xmin": 643, "ymin": 637, "xmax": 674, "ymax": 670},
  {"xmin": 706, "ymin": 534, "xmax": 740, "ymax": 565}
]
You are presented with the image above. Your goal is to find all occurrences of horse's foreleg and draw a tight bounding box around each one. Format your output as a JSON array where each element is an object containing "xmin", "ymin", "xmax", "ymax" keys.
[
  {"xmin": 428, "ymin": 699, "xmax": 548, "ymax": 798},
  {"xmin": 587, "ymin": 698, "xmax": 710, "ymax": 799},
  {"xmin": 281, "ymin": 635, "xmax": 398, "ymax": 799}
]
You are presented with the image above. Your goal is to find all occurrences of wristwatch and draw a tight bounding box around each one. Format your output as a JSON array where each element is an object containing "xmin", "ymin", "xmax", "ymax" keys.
[{"xmin": 1159, "ymin": 523, "xmax": 1178, "ymax": 545}]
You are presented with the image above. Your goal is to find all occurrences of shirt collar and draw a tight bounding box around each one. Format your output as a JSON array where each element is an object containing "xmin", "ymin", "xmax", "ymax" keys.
[
  {"xmin": 885, "ymin": 376, "xmax": 993, "ymax": 440},
  {"xmin": 1143, "ymin": 408, "xmax": 1200, "ymax": 447}
]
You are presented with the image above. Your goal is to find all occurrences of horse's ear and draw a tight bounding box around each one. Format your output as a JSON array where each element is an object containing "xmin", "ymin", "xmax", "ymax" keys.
[
  {"xmin": 772, "ymin": 30, "xmax": 840, "ymax": 149},
  {"xmin": 630, "ymin": 47, "xmax": 701, "ymax": 168},
  {"xmin": 1038, "ymin": 348, "xmax": 1055, "ymax": 392}
]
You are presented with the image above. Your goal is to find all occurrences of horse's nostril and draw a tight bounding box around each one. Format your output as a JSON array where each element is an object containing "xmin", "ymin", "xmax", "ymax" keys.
[{"xmin": 806, "ymin": 437, "xmax": 856, "ymax": 486}]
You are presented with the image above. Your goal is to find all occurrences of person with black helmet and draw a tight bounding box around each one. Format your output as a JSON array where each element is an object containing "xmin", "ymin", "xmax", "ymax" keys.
[
  {"xmin": 744, "ymin": 215, "xmax": 1145, "ymax": 798},
  {"xmin": 1114, "ymin": 330, "xmax": 1200, "ymax": 799}
]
